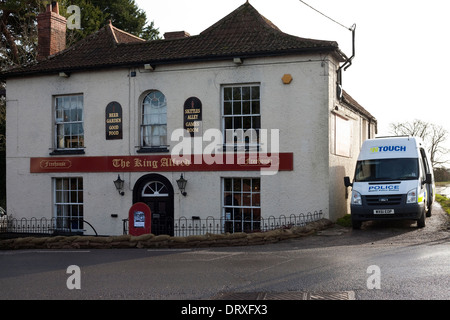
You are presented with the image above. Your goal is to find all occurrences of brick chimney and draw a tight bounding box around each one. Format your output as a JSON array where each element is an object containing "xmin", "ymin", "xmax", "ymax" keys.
[
  {"xmin": 164, "ymin": 31, "xmax": 190, "ymax": 40},
  {"xmin": 37, "ymin": 2, "xmax": 66, "ymax": 61}
]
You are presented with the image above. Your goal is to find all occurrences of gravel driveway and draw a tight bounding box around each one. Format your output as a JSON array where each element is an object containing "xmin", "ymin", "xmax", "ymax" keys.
[{"xmin": 311, "ymin": 202, "xmax": 450, "ymax": 247}]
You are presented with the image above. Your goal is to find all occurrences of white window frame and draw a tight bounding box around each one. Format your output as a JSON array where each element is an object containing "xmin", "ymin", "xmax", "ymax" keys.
[
  {"xmin": 222, "ymin": 177, "xmax": 261, "ymax": 233},
  {"xmin": 53, "ymin": 177, "xmax": 84, "ymax": 232},
  {"xmin": 333, "ymin": 113, "xmax": 353, "ymax": 157},
  {"xmin": 141, "ymin": 181, "xmax": 169, "ymax": 197},
  {"xmin": 222, "ymin": 84, "xmax": 261, "ymax": 151},
  {"xmin": 140, "ymin": 90, "xmax": 168, "ymax": 150},
  {"xmin": 54, "ymin": 94, "xmax": 84, "ymax": 150}
]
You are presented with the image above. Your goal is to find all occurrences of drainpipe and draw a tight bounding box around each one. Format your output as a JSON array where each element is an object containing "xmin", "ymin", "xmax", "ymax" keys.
[{"xmin": 337, "ymin": 24, "xmax": 356, "ymax": 99}]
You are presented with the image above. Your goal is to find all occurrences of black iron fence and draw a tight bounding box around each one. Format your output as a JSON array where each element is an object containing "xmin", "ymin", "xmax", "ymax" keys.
[
  {"xmin": 0, "ymin": 216, "xmax": 97, "ymax": 238},
  {"xmin": 0, "ymin": 210, "xmax": 323, "ymax": 238},
  {"xmin": 123, "ymin": 210, "xmax": 323, "ymax": 237}
]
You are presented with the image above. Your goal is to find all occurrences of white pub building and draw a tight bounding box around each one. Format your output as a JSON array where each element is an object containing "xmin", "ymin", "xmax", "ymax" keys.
[{"xmin": 1, "ymin": 2, "xmax": 376, "ymax": 236}]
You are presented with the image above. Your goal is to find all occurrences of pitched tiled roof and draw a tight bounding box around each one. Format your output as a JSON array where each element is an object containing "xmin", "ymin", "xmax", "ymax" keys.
[
  {"xmin": 342, "ymin": 90, "xmax": 377, "ymax": 122},
  {"xmin": 1, "ymin": 2, "xmax": 346, "ymax": 78}
]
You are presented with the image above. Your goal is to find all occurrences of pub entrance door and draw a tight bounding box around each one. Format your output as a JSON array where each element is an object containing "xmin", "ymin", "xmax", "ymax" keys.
[{"xmin": 133, "ymin": 174, "xmax": 174, "ymax": 236}]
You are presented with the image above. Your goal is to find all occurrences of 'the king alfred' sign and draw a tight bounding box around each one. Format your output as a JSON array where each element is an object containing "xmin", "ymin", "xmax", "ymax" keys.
[{"xmin": 30, "ymin": 153, "xmax": 294, "ymax": 173}]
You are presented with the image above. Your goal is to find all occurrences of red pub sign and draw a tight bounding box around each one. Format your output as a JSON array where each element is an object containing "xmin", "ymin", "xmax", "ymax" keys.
[{"xmin": 30, "ymin": 153, "xmax": 293, "ymax": 173}]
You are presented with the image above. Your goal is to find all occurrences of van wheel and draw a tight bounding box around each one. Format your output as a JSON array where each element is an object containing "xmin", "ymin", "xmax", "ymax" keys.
[
  {"xmin": 426, "ymin": 202, "xmax": 432, "ymax": 217},
  {"xmin": 417, "ymin": 210, "xmax": 426, "ymax": 228},
  {"xmin": 352, "ymin": 219, "xmax": 362, "ymax": 230}
]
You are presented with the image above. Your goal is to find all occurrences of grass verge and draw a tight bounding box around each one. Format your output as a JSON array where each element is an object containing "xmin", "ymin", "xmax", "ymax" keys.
[
  {"xmin": 435, "ymin": 194, "xmax": 450, "ymax": 216},
  {"xmin": 336, "ymin": 214, "xmax": 352, "ymax": 227}
]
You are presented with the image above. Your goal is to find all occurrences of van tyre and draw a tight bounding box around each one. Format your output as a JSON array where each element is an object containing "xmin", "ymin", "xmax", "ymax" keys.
[
  {"xmin": 352, "ymin": 218, "xmax": 362, "ymax": 230},
  {"xmin": 426, "ymin": 202, "xmax": 432, "ymax": 217},
  {"xmin": 417, "ymin": 210, "xmax": 426, "ymax": 228}
]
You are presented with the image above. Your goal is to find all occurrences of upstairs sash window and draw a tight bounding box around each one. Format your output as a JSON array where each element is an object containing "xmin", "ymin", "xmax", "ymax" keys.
[
  {"xmin": 222, "ymin": 85, "xmax": 260, "ymax": 150},
  {"xmin": 55, "ymin": 95, "xmax": 84, "ymax": 150},
  {"xmin": 141, "ymin": 91, "xmax": 167, "ymax": 149}
]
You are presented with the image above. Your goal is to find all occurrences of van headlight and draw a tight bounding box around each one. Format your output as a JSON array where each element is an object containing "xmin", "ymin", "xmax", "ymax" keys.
[
  {"xmin": 351, "ymin": 191, "xmax": 362, "ymax": 206},
  {"xmin": 407, "ymin": 188, "xmax": 417, "ymax": 204}
]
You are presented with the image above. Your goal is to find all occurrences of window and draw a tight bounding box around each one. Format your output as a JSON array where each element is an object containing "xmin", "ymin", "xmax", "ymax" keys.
[
  {"xmin": 223, "ymin": 178, "xmax": 261, "ymax": 233},
  {"xmin": 355, "ymin": 159, "xmax": 419, "ymax": 182},
  {"xmin": 54, "ymin": 177, "xmax": 83, "ymax": 231},
  {"xmin": 54, "ymin": 95, "xmax": 84, "ymax": 151},
  {"xmin": 333, "ymin": 114, "xmax": 352, "ymax": 157},
  {"xmin": 141, "ymin": 181, "xmax": 169, "ymax": 197},
  {"xmin": 140, "ymin": 91, "xmax": 167, "ymax": 151},
  {"xmin": 223, "ymin": 85, "xmax": 260, "ymax": 150}
]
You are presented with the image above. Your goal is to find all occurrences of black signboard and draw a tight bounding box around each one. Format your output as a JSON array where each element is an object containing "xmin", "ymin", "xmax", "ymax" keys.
[
  {"xmin": 105, "ymin": 101, "xmax": 123, "ymax": 140},
  {"xmin": 184, "ymin": 97, "xmax": 202, "ymax": 137}
]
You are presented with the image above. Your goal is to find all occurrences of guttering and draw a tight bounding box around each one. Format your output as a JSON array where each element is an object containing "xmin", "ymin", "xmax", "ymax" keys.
[
  {"xmin": 0, "ymin": 46, "xmax": 342, "ymax": 80},
  {"xmin": 337, "ymin": 24, "xmax": 356, "ymax": 74},
  {"xmin": 336, "ymin": 24, "xmax": 356, "ymax": 99}
]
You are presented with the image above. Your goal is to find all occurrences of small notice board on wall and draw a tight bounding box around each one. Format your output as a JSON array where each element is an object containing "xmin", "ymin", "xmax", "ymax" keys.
[
  {"xmin": 183, "ymin": 97, "xmax": 202, "ymax": 137},
  {"xmin": 105, "ymin": 101, "xmax": 123, "ymax": 140}
]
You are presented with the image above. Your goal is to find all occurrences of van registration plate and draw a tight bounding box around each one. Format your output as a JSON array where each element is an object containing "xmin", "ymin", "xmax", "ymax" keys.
[{"xmin": 374, "ymin": 209, "xmax": 394, "ymax": 214}]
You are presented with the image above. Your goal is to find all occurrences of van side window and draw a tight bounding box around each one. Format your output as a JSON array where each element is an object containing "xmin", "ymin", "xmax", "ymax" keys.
[
  {"xmin": 420, "ymin": 148, "xmax": 431, "ymax": 174},
  {"xmin": 419, "ymin": 157, "xmax": 426, "ymax": 180}
]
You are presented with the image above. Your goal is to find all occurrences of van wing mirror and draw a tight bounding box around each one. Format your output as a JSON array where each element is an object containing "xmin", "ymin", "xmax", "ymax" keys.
[
  {"xmin": 344, "ymin": 176, "xmax": 353, "ymax": 187},
  {"xmin": 425, "ymin": 173, "xmax": 432, "ymax": 185}
]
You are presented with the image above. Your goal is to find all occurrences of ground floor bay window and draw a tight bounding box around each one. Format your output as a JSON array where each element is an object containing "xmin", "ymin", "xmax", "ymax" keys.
[
  {"xmin": 222, "ymin": 177, "xmax": 261, "ymax": 233},
  {"xmin": 53, "ymin": 177, "xmax": 84, "ymax": 232}
]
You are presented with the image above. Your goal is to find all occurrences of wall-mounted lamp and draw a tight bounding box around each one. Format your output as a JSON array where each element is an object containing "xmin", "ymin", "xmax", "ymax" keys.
[
  {"xmin": 113, "ymin": 174, "xmax": 125, "ymax": 196},
  {"xmin": 176, "ymin": 174, "xmax": 187, "ymax": 196},
  {"xmin": 233, "ymin": 57, "xmax": 243, "ymax": 65},
  {"xmin": 144, "ymin": 64, "xmax": 155, "ymax": 71}
]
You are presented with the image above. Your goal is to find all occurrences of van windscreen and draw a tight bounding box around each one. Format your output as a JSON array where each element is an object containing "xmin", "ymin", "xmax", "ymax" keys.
[{"xmin": 354, "ymin": 158, "xmax": 419, "ymax": 182}]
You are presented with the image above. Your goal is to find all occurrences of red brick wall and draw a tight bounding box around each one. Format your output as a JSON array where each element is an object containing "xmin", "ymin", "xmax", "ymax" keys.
[{"xmin": 37, "ymin": 4, "xmax": 67, "ymax": 61}]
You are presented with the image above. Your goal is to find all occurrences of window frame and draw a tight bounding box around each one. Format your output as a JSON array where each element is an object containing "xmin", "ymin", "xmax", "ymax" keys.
[
  {"xmin": 222, "ymin": 84, "xmax": 261, "ymax": 152},
  {"xmin": 138, "ymin": 90, "xmax": 169, "ymax": 153},
  {"xmin": 333, "ymin": 113, "xmax": 353, "ymax": 158},
  {"xmin": 52, "ymin": 94, "xmax": 85, "ymax": 155},
  {"xmin": 53, "ymin": 177, "xmax": 84, "ymax": 232},
  {"xmin": 222, "ymin": 177, "xmax": 261, "ymax": 233}
]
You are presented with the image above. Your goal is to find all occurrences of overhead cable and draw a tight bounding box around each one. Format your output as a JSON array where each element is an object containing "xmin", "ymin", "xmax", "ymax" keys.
[{"xmin": 298, "ymin": 0, "xmax": 353, "ymax": 31}]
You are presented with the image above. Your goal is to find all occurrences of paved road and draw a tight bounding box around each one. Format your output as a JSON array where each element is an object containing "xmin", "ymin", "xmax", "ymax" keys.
[{"xmin": 0, "ymin": 203, "xmax": 449, "ymax": 301}]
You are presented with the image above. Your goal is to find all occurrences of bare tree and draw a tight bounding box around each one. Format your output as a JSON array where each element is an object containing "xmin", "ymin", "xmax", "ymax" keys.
[{"xmin": 390, "ymin": 119, "xmax": 449, "ymax": 168}]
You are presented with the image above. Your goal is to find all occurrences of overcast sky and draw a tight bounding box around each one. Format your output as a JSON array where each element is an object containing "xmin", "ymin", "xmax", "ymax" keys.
[{"xmin": 135, "ymin": 0, "xmax": 450, "ymax": 164}]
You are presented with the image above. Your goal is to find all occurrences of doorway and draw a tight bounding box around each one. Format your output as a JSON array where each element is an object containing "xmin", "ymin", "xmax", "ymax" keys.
[{"xmin": 133, "ymin": 174, "xmax": 174, "ymax": 236}]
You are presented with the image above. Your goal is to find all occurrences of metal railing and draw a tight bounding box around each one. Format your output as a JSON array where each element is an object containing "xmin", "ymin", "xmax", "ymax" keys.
[
  {"xmin": 123, "ymin": 210, "xmax": 323, "ymax": 237},
  {"xmin": 0, "ymin": 210, "xmax": 323, "ymax": 238},
  {"xmin": 0, "ymin": 216, "xmax": 96, "ymax": 237}
]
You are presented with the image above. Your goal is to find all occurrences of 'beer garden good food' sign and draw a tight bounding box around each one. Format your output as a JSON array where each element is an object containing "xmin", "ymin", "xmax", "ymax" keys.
[
  {"xmin": 105, "ymin": 102, "xmax": 123, "ymax": 140},
  {"xmin": 184, "ymin": 97, "xmax": 202, "ymax": 137}
]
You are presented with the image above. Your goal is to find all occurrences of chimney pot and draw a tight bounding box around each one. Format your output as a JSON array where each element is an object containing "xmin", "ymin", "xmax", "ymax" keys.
[{"xmin": 51, "ymin": 2, "xmax": 59, "ymax": 14}]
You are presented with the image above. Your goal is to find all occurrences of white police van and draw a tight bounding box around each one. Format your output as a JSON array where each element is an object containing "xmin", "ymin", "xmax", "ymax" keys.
[{"xmin": 344, "ymin": 136, "xmax": 435, "ymax": 229}]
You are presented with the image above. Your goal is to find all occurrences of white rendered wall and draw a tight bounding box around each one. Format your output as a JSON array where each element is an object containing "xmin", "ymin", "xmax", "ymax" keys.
[{"xmin": 6, "ymin": 54, "xmax": 350, "ymax": 235}]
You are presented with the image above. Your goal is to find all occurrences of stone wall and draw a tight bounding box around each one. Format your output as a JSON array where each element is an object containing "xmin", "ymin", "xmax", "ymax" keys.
[{"xmin": 0, "ymin": 219, "xmax": 332, "ymax": 250}]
